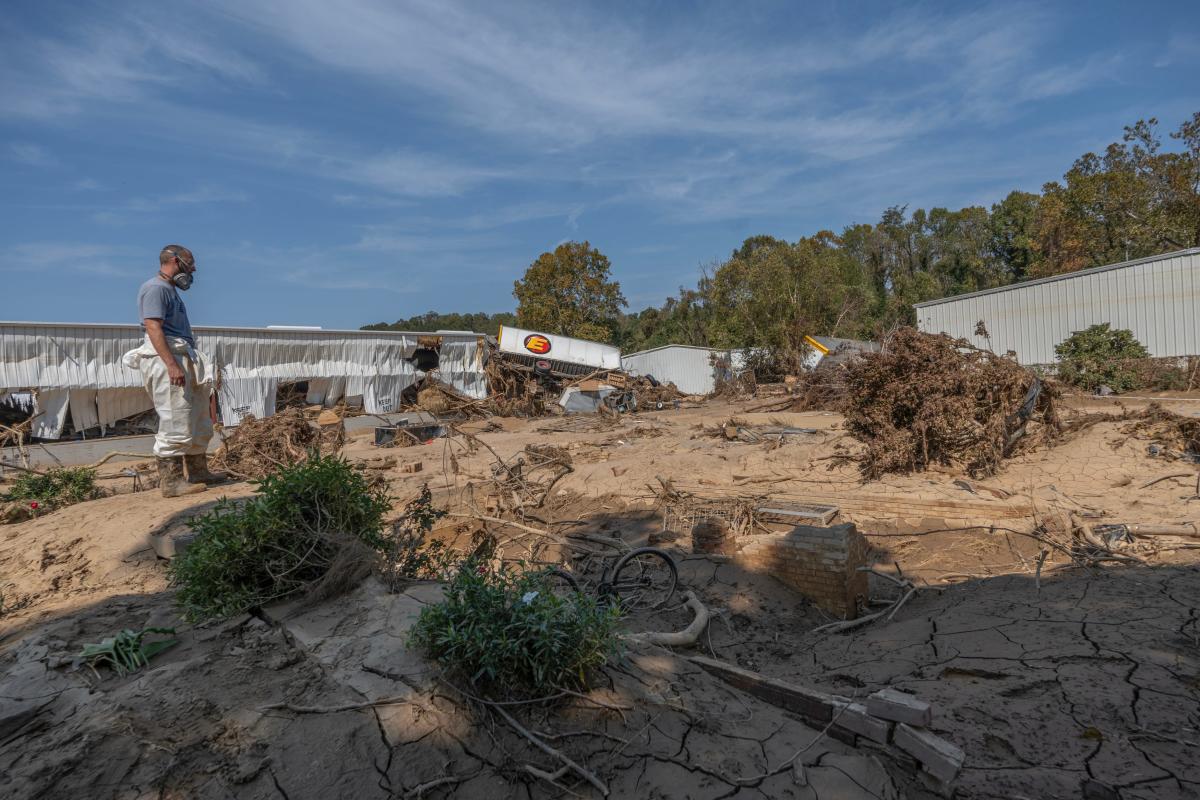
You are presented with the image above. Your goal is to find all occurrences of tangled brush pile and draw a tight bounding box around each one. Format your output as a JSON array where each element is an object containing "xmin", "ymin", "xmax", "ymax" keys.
[
  {"xmin": 843, "ymin": 328, "xmax": 1060, "ymax": 479},
  {"xmin": 211, "ymin": 407, "xmax": 345, "ymax": 480}
]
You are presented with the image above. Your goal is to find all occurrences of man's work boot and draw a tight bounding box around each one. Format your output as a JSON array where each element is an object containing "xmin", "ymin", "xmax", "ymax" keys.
[
  {"xmin": 157, "ymin": 456, "xmax": 207, "ymax": 498},
  {"xmin": 184, "ymin": 454, "xmax": 228, "ymax": 485}
]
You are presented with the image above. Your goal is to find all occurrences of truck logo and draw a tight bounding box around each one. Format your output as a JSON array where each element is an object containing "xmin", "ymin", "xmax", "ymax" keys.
[{"xmin": 523, "ymin": 334, "xmax": 552, "ymax": 354}]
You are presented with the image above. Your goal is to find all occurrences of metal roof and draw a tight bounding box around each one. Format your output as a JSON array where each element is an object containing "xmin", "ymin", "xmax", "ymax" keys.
[
  {"xmin": 913, "ymin": 248, "xmax": 1200, "ymax": 309},
  {"xmin": 620, "ymin": 344, "xmax": 735, "ymax": 359}
]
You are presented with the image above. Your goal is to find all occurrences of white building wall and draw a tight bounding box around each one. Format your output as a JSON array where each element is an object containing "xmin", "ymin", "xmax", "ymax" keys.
[
  {"xmin": 621, "ymin": 346, "xmax": 745, "ymax": 395},
  {"xmin": 915, "ymin": 249, "xmax": 1200, "ymax": 365}
]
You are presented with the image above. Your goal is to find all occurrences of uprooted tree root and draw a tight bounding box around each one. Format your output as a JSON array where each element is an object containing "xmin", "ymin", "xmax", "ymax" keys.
[
  {"xmin": 843, "ymin": 328, "xmax": 1061, "ymax": 479},
  {"xmin": 211, "ymin": 407, "xmax": 345, "ymax": 480}
]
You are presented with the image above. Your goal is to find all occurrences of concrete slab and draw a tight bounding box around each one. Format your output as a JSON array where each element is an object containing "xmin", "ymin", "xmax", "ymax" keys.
[{"xmin": 262, "ymin": 577, "xmax": 433, "ymax": 701}]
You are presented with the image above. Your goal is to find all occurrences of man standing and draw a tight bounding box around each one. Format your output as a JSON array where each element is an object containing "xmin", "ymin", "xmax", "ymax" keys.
[{"xmin": 124, "ymin": 245, "xmax": 226, "ymax": 497}]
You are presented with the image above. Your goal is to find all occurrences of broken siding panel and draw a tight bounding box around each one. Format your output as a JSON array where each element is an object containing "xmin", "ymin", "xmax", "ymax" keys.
[
  {"xmin": 621, "ymin": 346, "xmax": 743, "ymax": 395},
  {"xmin": 915, "ymin": 249, "xmax": 1200, "ymax": 364}
]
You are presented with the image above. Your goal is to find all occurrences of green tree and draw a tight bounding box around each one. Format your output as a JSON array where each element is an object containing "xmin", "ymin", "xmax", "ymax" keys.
[
  {"xmin": 362, "ymin": 310, "xmax": 517, "ymax": 334},
  {"xmin": 989, "ymin": 191, "xmax": 1040, "ymax": 282},
  {"xmin": 704, "ymin": 233, "xmax": 875, "ymax": 374},
  {"xmin": 1033, "ymin": 114, "xmax": 1200, "ymax": 276},
  {"xmin": 513, "ymin": 241, "xmax": 627, "ymax": 343}
]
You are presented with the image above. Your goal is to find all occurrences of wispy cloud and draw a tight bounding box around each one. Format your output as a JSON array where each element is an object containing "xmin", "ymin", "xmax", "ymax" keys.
[
  {"xmin": 0, "ymin": 242, "xmax": 141, "ymax": 277},
  {"xmin": 0, "ymin": 10, "xmax": 263, "ymax": 120},
  {"xmin": 7, "ymin": 142, "xmax": 57, "ymax": 166},
  {"xmin": 213, "ymin": 0, "xmax": 1110, "ymax": 153}
]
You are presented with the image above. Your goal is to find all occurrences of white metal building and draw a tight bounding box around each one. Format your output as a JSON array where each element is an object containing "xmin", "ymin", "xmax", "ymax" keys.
[
  {"xmin": 620, "ymin": 346, "xmax": 748, "ymax": 395},
  {"xmin": 914, "ymin": 248, "xmax": 1200, "ymax": 365},
  {"xmin": 0, "ymin": 322, "xmax": 487, "ymax": 439}
]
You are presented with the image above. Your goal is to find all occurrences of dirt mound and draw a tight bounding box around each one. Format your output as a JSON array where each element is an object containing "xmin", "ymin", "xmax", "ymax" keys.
[
  {"xmin": 211, "ymin": 408, "xmax": 345, "ymax": 480},
  {"xmin": 843, "ymin": 328, "xmax": 1060, "ymax": 478}
]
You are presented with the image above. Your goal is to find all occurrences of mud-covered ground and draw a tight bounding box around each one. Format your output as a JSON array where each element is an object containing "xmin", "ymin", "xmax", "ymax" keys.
[{"xmin": 2, "ymin": 398, "xmax": 1199, "ymax": 799}]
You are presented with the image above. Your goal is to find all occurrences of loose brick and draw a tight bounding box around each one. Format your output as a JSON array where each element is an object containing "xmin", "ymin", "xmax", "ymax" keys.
[
  {"xmin": 893, "ymin": 724, "xmax": 965, "ymax": 783},
  {"xmin": 866, "ymin": 688, "xmax": 933, "ymax": 726},
  {"xmin": 831, "ymin": 698, "xmax": 892, "ymax": 744}
]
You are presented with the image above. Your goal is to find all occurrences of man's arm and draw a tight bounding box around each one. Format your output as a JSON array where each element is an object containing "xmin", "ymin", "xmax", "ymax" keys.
[{"xmin": 144, "ymin": 318, "xmax": 187, "ymax": 387}]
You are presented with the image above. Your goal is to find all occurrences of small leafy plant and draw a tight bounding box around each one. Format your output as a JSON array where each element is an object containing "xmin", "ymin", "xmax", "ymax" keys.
[
  {"xmin": 383, "ymin": 485, "xmax": 456, "ymax": 585},
  {"xmin": 409, "ymin": 563, "xmax": 622, "ymax": 699},
  {"xmin": 79, "ymin": 627, "xmax": 178, "ymax": 678},
  {"xmin": 1055, "ymin": 324, "xmax": 1150, "ymax": 393},
  {"xmin": 5, "ymin": 466, "xmax": 102, "ymax": 511},
  {"xmin": 170, "ymin": 454, "xmax": 392, "ymax": 621}
]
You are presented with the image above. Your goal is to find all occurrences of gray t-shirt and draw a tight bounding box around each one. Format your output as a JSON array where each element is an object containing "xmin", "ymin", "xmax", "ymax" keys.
[{"xmin": 137, "ymin": 277, "xmax": 194, "ymax": 345}]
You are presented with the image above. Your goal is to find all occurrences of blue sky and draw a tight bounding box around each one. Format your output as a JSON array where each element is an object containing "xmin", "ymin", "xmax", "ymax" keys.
[{"xmin": 2, "ymin": 1, "xmax": 1198, "ymax": 330}]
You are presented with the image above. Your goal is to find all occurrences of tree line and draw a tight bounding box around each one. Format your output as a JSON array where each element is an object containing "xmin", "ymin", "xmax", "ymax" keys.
[{"xmin": 365, "ymin": 112, "xmax": 1200, "ymax": 372}]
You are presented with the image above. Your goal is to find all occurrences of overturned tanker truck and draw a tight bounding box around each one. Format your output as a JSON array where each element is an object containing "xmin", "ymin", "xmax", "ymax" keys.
[{"xmin": 493, "ymin": 326, "xmax": 634, "ymax": 413}]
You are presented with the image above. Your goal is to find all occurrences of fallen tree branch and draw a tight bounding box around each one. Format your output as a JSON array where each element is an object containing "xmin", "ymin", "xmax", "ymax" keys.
[
  {"xmin": 812, "ymin": 583, "xmax": 919, "ymax": 634},
  {"xmin": 1139, "ymin": 472, "xmax": 1194, "ymax": 489},
  {"xmin": 260, "ymin": 695, "xmax": 411, "ymax": 714},
  {"xmin": 404, "ymin": 769, "xmax": 482, "ymax": 799},
  {"xmin": 624, "ymin": 591, "xmax": 710, "ymax": 648},
  {"xmin": 1127, "ymin": 523, "xmax": 1200, "ymax": 539},
  {"xmin": 489, "ymin": 702, "xmax": 609, "ymax": 797}
]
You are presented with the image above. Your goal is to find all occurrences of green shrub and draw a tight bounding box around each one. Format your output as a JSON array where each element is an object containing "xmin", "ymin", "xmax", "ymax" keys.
[
  {"xmin": 5, "ymin": 466, "xmax": 102, "ymax": 511},
  {"xmin": 1055, "ymin": 323, "xmax": 1150, "ymax": 393},
  {"xmin": 169, "ymin": 454, "xmax": 391, "ymax": 621},
  {"xmin": 409, "ymin": 564, "xmax": 621, "ymax": 699}
]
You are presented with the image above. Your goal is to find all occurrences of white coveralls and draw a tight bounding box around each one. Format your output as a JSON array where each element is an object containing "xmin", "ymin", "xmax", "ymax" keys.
[{"xmin": 122, "ymin": 337, "xmax": 216, "ymax": 457}]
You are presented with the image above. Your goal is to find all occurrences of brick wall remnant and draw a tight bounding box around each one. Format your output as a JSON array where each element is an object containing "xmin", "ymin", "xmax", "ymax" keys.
[
  {"xmin": 691, "ymin": 517, "xmax": 735, "ymax": 555},
  {"xmin": 733, "ymin": 522, "xmax": 869, "ymax": 618}
]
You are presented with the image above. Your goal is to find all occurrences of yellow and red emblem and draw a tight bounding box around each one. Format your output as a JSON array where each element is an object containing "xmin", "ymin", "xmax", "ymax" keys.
[{"xmin": 523, "ymin": 334, "xmax": 552, "ymax": 355}]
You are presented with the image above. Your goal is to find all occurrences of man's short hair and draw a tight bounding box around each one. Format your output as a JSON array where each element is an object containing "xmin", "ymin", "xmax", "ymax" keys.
[{"xmin": 160, "ymin": 245, "xmax": 193, "ymax": 266}]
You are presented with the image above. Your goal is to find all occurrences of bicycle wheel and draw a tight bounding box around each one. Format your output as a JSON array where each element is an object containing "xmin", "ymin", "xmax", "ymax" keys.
[
  {"xmin": 542, "ymin": 568, "xmax": 583, "ymax": 603},
  {"xmin": 608, "ymin": 547, "xmax": 678, "ymax": 611}
]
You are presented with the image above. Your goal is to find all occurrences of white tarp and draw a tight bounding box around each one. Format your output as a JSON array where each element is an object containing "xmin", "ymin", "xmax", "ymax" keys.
[
  {"xmin": 68, "ymin": 388, "xmax": 100, "ymax": 433},
  {"xmin": 364, "ymin": 376, "xmax": 409, "ymax": 415},
  {"xmin": 96, "ymin": 388, "xmax": 155, "ymax": 429},
  {"xmin": 32, "ymin": 389, "xmax": 70, "ymax": 439},
  {"xmin": 219, "ymin": 377, "xmax": 277, "ymax": 426},
  {"xmin": 558, "ymin": 384, "xmax": 619, "ymax": 414}
]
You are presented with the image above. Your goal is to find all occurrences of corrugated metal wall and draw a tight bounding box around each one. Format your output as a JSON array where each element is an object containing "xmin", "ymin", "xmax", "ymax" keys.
[
  {"xmin": 0, "ymin": 322, "xmax": 488, "ymax": 433},
  {"xmin": 915, "ymin": 249, "xmax": 1200, "ymax": 364},
  {"xmin": 621, "ymin": 346, "xmax": 745, "ymax": 395}
]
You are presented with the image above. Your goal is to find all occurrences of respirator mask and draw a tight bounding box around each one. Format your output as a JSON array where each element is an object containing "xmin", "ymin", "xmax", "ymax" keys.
[{"xmin": 160, "ymin": 249, "xmax": 195, "ymax": 291}]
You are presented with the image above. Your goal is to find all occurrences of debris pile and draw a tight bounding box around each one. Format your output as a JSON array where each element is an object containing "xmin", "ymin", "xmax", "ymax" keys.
[
  {"xmin": 471, "ymin": 442, "xmax": 574, "ymax": 517},
  {"xmin": 629, "ymin": 376, "xmax": 684, "ymax": 409},
  {"xmin": 482, "ymin": 355, "xmax": 549, "ymax": 417},
  {"xmin": 407, "ymin": 378, "xmax": 490, "ymax": 418},
  {"xmin": 1120, "ymin": 402, "xmax": 1200, "ymax": 459},
  {"xmin": 210, "ymin": 407, "xmax": 345, "ymax": 480},
  {"xmin": 656, "ymin": 480, "xmax": 765, "ymax": 538},
  {"xmin": 697, "ymin": 417, "xmax": 817, "ymax": 445},
  {"xmin": 843, "ymin": 328, "xmax": 1060, "ymax": 478},
  {"xmin": 711, "ymin": 369, "xmax": 757, "ymax": 398},
  {"xmin": 783, "ymin": 364, "xmax": 851, "ymax": 411}
]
